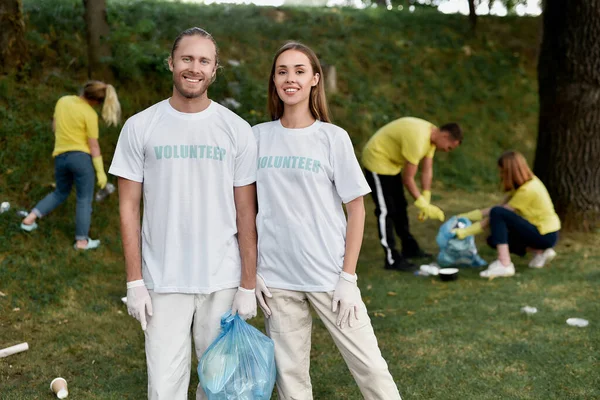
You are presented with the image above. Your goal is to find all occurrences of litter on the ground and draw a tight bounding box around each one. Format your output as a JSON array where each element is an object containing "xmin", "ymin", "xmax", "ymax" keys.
[
  {"xmin": 16, "ymin": 210, "xmax": 29, "ymax": 218},
  {"xmin": 0, "ymin": 291, "xmax": 6, "ymax": 297},
  {"xmin": 121, "ymin": 297, "xmax": 127, "ymax": 305},
  {"xmin": 415, "ymin": 263, "xmax": 439, "ymax": 276},
  {"xmin": 566, "ymin": 318, "xmax": 589, "ymax": 327},
  {"xmin": 0, "ymin": 342, "xmax": 29, "ymax": 358},
  {"xmin": 0, "ymin": 202, "xmax": 10, "ymax": 213},
  {"xmin": 50, "ymin": 377, "xmax": 69, "ymax": 399},
  {"xmin": 520, "ymin": 306, "xmax": 538, "ymax": 315}
]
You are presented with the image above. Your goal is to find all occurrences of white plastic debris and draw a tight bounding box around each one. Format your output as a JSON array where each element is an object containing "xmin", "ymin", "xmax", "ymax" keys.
[
  {"xmin": 121, "ymin": 297, "xmax": 127, "ymax": 305},
  {"xmin": 227, "ymin": 59, "xmax": 241, "ymax": 67},
  {"xmin": 566, "ymin": 318, "xmax": 589, "ymax": 327},
  {"xmin": 0, "ymin": 202, "xmax": 10, "ymax": 213},
  {"xmin": 416, "ymin": 264, "xmax": 440, "ymax": 276},
  {"xmin": 0, "ymin": 342, "xmax": 29, "ymax": 358},
  {"xmin": 520, "ymin": 306, "xmax": 537, "ymax": 315},
  {"xmin": 95, "ymin": 182, "xmax": 115, "ymax": 202},
  {"xmin": 16, "ymin": 210, "xmax": 29, "ymax": 218},
  {"xmin": 221, "ymin": 98, "xmax": 241, "ymax": 110}
]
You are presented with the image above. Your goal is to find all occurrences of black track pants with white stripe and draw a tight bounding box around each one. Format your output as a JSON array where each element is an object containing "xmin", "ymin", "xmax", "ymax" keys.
[{"xmin": 364, "ymin": 168, "xmax": 420, "ymax": 266}]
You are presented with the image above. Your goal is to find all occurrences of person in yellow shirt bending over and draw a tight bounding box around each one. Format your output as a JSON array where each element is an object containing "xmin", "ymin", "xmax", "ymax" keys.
[
  {"xmin": 20, "ymin": 81, "xmax": 121, "ymax": 250},
  {"xmin": 454, "ymin": 151, "xmax": 561, "ymax": 278},
  {"xmin": 362, "ymin": 117, "xmax": 463, "ymax": 272}
]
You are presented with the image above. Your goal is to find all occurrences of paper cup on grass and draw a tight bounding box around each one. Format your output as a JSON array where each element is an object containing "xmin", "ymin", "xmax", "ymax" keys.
[{"xmin": 50, "ymin": 377, "xmax": 68, "ymax": 399}]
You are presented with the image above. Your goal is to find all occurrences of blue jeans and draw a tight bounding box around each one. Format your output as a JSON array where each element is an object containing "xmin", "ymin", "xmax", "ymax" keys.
[
  {"xmin": 33, "ymin": 151, "xmax": 95, "ymax": 240},
  {"xmin": 487, "ymin": 206, "xmax": 558, "ymax": 257}
]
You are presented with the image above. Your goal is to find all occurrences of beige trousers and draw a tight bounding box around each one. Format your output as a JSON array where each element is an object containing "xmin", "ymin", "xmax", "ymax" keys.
[
  {"xmin": 264, "ymin": 289, "xmax": 402, "ymax": 400},
  {"xmin": 144, "ymin": 289, "xmax": 237, "ymax": 400}
]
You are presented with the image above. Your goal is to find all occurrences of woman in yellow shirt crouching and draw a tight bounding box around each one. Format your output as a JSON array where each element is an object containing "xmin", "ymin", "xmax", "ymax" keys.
[
  {"xmin": 454, "ymin": 151, "xmax": 561, "ymax": 278},
  {"xmin": 20, "ymin": 81, "xmax": 121, "ymax": 250}
]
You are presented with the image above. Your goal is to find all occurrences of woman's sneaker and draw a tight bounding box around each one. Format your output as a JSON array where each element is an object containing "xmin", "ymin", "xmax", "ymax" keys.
[
  {"xmin": 528, "ymin": 248, "xmax": 557, "ymax": 269},
  {"xmin": 74, "ymin": 238, "xmax": 101, "ymax": 250},
  {"xmin": 20, "ymin": 222, "xmax": 38, "ymax": 232},
  {"xmin": 480, "ymin": 260, "xmax": 515, "ymax": 278}
]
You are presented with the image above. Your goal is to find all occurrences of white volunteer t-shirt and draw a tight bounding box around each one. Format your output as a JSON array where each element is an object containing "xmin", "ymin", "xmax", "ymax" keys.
[
  {"xmin": 253, "ymin": 120, "xmax": 371, "ymax": 292},
  {"xmin": 109, "ymin": 99, "xmax": 257, "ymax": 293}
]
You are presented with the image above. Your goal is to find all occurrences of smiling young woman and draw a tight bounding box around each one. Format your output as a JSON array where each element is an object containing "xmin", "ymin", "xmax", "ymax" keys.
[{"xmin": 253, "ymin": 42, "xmax": 403, "ymax": 400}]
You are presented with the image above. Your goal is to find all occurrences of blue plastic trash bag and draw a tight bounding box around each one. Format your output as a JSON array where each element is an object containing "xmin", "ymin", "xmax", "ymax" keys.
[
  {"xmin": 436, "ymin": 216, "xmax": 487, "ymax": 268},
  {"xmin": 198, "ymin": 311, "xmax": 276, "ymax": 400}
]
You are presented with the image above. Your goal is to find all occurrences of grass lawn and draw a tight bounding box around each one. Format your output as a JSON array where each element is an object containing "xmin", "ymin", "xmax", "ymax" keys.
[{"xmin": 1, "ymin": 189, "xmax": 598, "ymax": 399}]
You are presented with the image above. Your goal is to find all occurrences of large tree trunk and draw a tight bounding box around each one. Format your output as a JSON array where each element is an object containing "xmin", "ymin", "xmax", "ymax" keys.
[
  {"xmin": 534, "ymin": 0, "xmax": 600, "ymax": 231},
  {"xmin": 468, "ymin": 0, "xmax": 477, "ymax": 33},
  {"xmin": 83, "ymin": 0, "xmax": 113, "ymax": 80},
  {"xmin": 0, "ymin": 0, "xmax": 27, "ymax": 72}
]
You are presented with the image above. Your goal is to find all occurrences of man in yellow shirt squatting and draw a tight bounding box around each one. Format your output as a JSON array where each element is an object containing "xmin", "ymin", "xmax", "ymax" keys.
[{"xmin": 362, "ymin": 117, "xmax": 463, "ymax": 272}]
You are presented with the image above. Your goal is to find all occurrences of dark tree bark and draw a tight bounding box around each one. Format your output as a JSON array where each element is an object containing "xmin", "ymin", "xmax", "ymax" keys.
[
  {"xmin": 534, "ymin": 0, "xmax": 600, "ymax": 231},
  {"xmin": 468, "ymin": 0, "xmax": 477, "ymax": 33},
  {"xmin": 0, "ymin": 0, "xmax": 27, "ymax": 72},
  {"xmin": 83, "ymin": 0, "xmax": 113, "ymax": 80}
]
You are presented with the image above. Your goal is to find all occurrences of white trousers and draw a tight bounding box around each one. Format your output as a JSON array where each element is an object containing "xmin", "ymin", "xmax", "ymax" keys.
[
  {"xmin": 144, "ymin": 289, "xmax": 237, "ymax": 400},
  {"xmin": 264, "ymin": 289, "xmax": 402, "ymax": 400}
]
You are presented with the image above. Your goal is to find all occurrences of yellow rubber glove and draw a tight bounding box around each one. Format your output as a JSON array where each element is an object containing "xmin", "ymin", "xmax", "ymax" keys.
[
  {"xmin": 423, "ymin": 190, "xmax": 431, "ymax": 203},
  {"xmin": 458, "ymin": 209, "xmax": 483, "ymax": 222},
  {"xmin": 415, "ymin": 196, "xmax": 445, "ymax": 222},
  {"xmin": 418, "ymin": 190, "xmax": 432, "ymax": 221},
  {"xmin": 453, "ymin": 222, "xmax": 483, "ymax": 239},
  {"xmin": 92, "ymin": 156, "xmax": 108, "ymax": 189}
]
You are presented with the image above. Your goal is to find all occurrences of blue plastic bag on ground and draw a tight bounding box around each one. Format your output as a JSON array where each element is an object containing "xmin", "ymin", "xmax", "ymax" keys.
[
  {"xmin": 198, "ymin": 312, "xmax": 276, "ymax": 400},
  {"xmin": 436, "ymin": 216, "xmax": 487, "ymax": 268}
]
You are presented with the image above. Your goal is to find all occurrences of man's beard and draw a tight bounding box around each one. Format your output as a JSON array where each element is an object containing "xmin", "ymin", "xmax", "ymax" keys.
[{"xmin": 172, "ymin": 76, "xmax": 210, "ymax": 99}]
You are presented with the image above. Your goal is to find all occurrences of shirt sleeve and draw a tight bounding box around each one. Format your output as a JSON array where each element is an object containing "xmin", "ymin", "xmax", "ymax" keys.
[
  {"xmin": 508, "ymin": 185, "xmax": 532, "ymax": 212},
  {"xmin": 332, "ymin": 129, "xmax": 371, "ymax": 203},
  {"xmin": 108, "ymin": 118, "xmax": 144, "ymax": 182},
  {"xmin": 425, "ymin": 144, "xmax": 436, "ymax": 158},
  {"xmin": 234, "ymin": 122, "xmax": 257, "ymax": 187},
  {"xmin": 85, "ymin": 109, "xmax": 99, "ymax": 139}
]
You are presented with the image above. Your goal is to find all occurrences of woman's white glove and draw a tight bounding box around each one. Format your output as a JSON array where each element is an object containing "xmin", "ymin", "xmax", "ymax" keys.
[
  {"xmin": 331, "ymin": 271, "xmax": 361, "ymax": 329},
  {"xmin": 126, "ymin": 279, "xmax": 153, "ymax": 331},
  {"xmin": 231, "ymin": 287, "xmax": 257, "ymax": 320},
  {"xmin": 255, "ymin": 274, "xmax": 273, "ymax": 318}
]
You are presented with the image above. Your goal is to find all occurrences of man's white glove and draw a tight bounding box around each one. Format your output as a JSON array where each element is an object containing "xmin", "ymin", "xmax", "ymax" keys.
[
  {"xmin": 331, "ymin": 271, "xmax": 361, "ymax": 329},
  {"xmin": 126, "ymin": 279, "xmax": 153, "ymax": 331},
  {"xmin": 231, "ymin": 287, "xmax": 257, "ymax": 320},
  {"xmin": 255, "ymin": 274, "xmax": 273, "ymax": 318}
]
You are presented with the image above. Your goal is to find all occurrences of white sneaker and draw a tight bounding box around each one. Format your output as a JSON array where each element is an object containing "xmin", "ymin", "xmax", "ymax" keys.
[
  {"xmin": 528, "ymin": 248, "xmax": 557, "ymax": 268},
  {"xmin": 480, "ymin": 260, "xmax": 515, "ymax": 278},
  {"xmin": 73, "ymin": 238, "xmax": 101, "ymax": 250}
]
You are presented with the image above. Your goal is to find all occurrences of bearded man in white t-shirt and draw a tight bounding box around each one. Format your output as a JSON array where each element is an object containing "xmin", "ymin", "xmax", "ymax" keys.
[{"xmin": 109, "ymin": 27, "xmax": 258, "ymax": 400}]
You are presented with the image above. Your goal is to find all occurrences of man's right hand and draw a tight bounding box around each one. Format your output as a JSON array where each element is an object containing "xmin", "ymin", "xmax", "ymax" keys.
[
  {"xmin": 126, "ymin": 280, "xmax": 153, "ymax": 330},
  {"xmin": 415, "ymin": 195, "xmax": 445, "ymax": 222}
]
